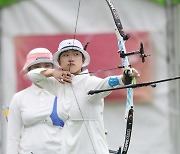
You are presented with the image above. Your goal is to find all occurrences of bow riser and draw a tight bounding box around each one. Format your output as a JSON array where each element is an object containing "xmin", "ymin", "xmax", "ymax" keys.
[
  {"xmin": 117, "ymin": 35, "xmax": 129, "ymax": 66},
  {"xmin": 117, "ymin": 35, "xmax": 133, "ymax": 118},
  {"xmin": 118, "ymin": 29, "xmax": 134, "ymax": 154}
]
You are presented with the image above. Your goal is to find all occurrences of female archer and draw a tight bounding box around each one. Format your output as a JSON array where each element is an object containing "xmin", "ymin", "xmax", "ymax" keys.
[{"xmin": 27, "ymin": 39, "xmax": 140, "ymax": 154}]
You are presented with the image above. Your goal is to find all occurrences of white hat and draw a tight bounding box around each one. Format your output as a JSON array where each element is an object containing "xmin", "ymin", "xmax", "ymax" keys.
[
  {"xmin": 21, "ymin": 48, "xmax": 53, "ymax": 74},
  {"xmin": 53, "ymin": 39, "xmax": 90, "ymax": 68}
]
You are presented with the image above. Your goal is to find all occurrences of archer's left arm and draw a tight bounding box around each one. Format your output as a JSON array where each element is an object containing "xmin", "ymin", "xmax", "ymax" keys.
[
  {"xmin": 86, "ymin": 75, "xmax": 123, "ymax": 103},
  {"xmin": 86, "ymin": 68, "xmax": 140, "ymax": 103}
]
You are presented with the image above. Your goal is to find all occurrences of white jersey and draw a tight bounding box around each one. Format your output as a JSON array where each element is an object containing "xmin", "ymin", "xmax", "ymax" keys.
[
  {"xmin": 7, "ymin": 84, "xmax": 64, "ymax": 154},
  {"xmin": 27, "ymin": 68, "xmax": 123, "ymax": 154}
]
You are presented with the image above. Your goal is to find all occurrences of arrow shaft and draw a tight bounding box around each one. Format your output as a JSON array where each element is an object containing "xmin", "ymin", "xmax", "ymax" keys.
[{"xmin": 88, "ymin": 76, "xmax": 180, "ymax": 94}]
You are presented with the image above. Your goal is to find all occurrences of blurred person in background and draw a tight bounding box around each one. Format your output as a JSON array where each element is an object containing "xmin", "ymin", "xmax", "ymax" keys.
[
  {"xmin": 7, "ymin": 48, "xmax": 64, "ymax": 154},
  {"xmin": 27, "ymin": 39, "xmax": 140, "ymax": 154}
]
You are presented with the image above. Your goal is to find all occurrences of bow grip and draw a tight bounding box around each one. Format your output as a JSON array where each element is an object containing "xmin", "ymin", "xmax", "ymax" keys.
[{"xmin": 124, "ymin": 69, "xmax": 133, "ymax": 85}]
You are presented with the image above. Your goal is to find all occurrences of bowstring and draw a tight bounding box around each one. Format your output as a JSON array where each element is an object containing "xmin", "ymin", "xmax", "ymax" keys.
[
  {"xmin": 69, "ymin": 0, "xmax": 97, "ymax": 153},
  {"xmin": 73, "ymin": 0, "xmax": 81, "ymax": 40}
]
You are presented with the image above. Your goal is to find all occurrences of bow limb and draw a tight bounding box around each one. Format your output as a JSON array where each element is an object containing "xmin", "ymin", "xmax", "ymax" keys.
[{"xmin": 105, "ymin": 0, "xmax": 134, "ymax": 153}]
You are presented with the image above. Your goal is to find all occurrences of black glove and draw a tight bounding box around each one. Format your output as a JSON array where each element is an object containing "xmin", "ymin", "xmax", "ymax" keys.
[{"xmin": 123, "ymin": 69, "xmax": 133, "ymax": 85}]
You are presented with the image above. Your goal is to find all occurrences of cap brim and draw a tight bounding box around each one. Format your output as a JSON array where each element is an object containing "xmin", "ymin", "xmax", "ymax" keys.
[
  {"xmin": 53, "ymin": 47, "xmax": 90, "ymax": 68},
  {"xmin": 21, "ymin": 59, "xmax": 54, "ymax": 74}
]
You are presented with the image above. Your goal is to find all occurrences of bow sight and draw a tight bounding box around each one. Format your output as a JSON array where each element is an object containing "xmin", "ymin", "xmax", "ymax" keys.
[{"xmin": 119, "ymin": 42, "xmax": 150, "ymax": 63}]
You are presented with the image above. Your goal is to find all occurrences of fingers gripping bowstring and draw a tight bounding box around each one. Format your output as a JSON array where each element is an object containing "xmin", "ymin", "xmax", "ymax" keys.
[{"xmin": 69, "ymin": 0, "xmax": 97, "ymax": 153}]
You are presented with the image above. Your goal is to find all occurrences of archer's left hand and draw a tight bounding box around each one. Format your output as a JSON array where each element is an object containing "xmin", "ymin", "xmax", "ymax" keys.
[{"xmin": 122, "ymin": 68, "xmax": 140, "ymax": 85}]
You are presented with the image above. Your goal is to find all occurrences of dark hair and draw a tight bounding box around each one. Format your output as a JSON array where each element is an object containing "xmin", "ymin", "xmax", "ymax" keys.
[{"xmin": 58, "ymin": 50, "xmax": 85, "ymax": 61}]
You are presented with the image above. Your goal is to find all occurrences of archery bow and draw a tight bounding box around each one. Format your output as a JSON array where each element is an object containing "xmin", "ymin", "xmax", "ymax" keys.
[
  {"xmin": 72, "ymin": 0, "xmax": 149, "ymax": 153},
  {"xmin": 104, "ymin": 0, "xmax": 144, "ymax": 153},
  {"xmin": 88, "ymin": 1, "xmax": 180, "ymax": 154}
]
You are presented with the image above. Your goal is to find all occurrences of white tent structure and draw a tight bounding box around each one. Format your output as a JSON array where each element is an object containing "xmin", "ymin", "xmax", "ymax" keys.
[{"xmin": 0, "ymin": 0, "xmax": 180, "ymax": 154}]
